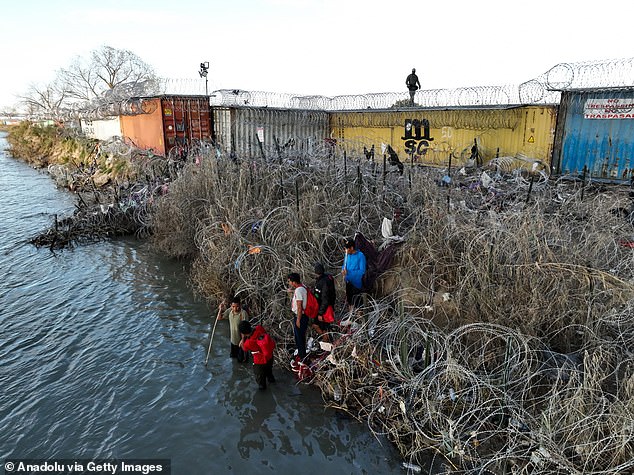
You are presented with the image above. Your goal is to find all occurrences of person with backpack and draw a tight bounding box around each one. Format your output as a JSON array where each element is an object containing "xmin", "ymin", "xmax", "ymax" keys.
[
  {"xmin": 238, "ymin": 320, "xmax": 276, "ymax": 390},
  {"xmin": 312, "ymin": 262, "xmax": 336, "ymax": 342},
  {"xmin": 287, "ymin": 272, "xmax": 317, "ymax": 360}
]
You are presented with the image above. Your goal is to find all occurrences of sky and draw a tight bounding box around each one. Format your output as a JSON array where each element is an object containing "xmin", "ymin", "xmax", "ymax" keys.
[{"xmin": 1, "ymin": 0, "xmax": 632, "ymax": 110}]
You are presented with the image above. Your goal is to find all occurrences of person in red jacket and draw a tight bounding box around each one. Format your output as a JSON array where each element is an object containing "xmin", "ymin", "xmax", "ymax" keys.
[{"xmin": 238, "ymin": 320, "xmax": 276, "ymax": 390}]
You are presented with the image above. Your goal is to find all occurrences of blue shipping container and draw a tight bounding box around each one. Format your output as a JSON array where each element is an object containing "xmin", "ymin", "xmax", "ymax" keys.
[{"xmin": 555, "ymin": 89, "xmax": 634, "ymax": 182}]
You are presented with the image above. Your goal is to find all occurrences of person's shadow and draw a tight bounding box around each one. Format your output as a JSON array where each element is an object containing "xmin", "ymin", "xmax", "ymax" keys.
[{"xmin": 236, "ymin": 387, "xmax": 300, "ymax": 461}]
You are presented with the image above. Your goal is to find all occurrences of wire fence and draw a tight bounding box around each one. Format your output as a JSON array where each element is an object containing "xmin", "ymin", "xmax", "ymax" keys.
[
  {"xmin": 160, "ymin": 58, "xmax": 634, "ymax": 110},
  {"xmin": 146, "ymin": 143, "xmax": 634, "ymax": 474},
  {"xmin": 20, "ymin": 58, "xmax": 634, "ymax": 122},
  {"xmin": 28, "ymin": 122, "xmax": 634, "ymax": 473}
]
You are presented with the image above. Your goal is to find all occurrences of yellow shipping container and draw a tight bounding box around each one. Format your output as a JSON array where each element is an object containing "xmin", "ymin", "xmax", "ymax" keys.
[{"xmin": 329, "ymin": 106, "xmax": 557, "ymax": 170}]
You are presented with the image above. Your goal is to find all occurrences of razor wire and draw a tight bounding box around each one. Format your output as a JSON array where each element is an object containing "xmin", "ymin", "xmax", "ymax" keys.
[
  {"xmin": 518, "ymin": 57, "xmax": 634, "ymax": 104},
  {"xmin": 31, "ymin": 123, "xmax": 634, "ymax": 473},
  {"xmin": 146, "ymin": 143, "xmax": 634, "ymax": 474},
  {"xmin": 203, "ymin": 85, "xmax": 550, "ymax": 111},
  {"xmin": 39, "ymin": 59, "xmax": 633, "ymax": 121},
  {"xmin": 540, "ymin": 57, "xmax": 634, "ymax": 91},
  {"xmin": 21, "ymin": 58, "xmax": 634, "ymax": 122}
]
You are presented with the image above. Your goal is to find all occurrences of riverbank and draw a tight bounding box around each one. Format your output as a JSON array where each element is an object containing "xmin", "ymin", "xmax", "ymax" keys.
[
  {"xmin": 9, "ymin": 123, "xmax": 634, "ymax": 473},
  {"xmin": 0, "ymin": 134, "xmax": 403, "ymax": 475},
  {"xmin": 6, "ymin": 123, "xmax": 180, "ymax": 248}
]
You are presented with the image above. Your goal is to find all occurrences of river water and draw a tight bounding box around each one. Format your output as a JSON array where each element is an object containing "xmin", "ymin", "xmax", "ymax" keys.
[{"xmin": 0, "ymin": 132, "xmax": 402, "ymax": 474}]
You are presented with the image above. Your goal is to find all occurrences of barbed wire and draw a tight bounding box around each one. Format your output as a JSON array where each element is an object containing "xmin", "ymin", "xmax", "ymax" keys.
[
  {"xmin": 158, "ymin": 58, "xmax": 634, "ymax": 111},
  {"xmin": 146, "ymin": 143, "xmax": 634, "ymax": 473},
  {"xmin": 21, "ymin": 58, "xmax": 634, "ymax": 121},
  {"xmin": 539, "ymin": 57, "xmax": 634, "ymax": 91}
]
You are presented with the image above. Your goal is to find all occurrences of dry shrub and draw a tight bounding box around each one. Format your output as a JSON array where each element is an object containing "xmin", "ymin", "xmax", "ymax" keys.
[{"xmin": 149, "ymin": 149, "xmax": 634, "ymax": 474}]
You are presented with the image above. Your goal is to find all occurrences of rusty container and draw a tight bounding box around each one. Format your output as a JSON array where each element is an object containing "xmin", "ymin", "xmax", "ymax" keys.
[{"xmin": 120, "ymin": 95, "xmax": 212, "ymax": 157}]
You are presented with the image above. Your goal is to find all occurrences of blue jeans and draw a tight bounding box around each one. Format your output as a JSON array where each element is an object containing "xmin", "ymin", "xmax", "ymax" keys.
[{"xmin": 293, "ymin": 315, "xmax": 309, "ymax": 359}]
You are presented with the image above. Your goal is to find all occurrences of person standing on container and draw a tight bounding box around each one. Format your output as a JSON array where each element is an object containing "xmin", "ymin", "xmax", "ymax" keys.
[
  {"xmin": 406, "ymin": 68, "xmax": 421, "ymax": 106},
  {"xmin": 342, "ymin": 239, "xmax": 367, "ymax": 311}
]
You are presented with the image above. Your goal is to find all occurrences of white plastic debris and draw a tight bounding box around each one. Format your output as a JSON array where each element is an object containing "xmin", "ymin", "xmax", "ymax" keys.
[
  {"xmin": 401, "ymin": 462, "xmax": 421, "ymax": 473},
  {"xmin": 480, "ymin": 171, "xmax": 493, "ymax": 188},
  {"xmin": 319, "ymin": 341, "xmax": 333, "ymax": 352},
  {"xmin": 99, "ymin": 203, "xmax": 114, "ymax": 214},
  {"xmin": 333, "ymin": 386, "xmax": 342, "ymax": 401},
  {"xmin": 381, "ymin": 217, "xmax": 393, "ymax": 239}
]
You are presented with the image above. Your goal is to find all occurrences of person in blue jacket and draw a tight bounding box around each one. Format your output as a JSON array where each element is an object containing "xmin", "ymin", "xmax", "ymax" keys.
[{"xmin": 341, "ymin": 238, "xmax": 366, "ymax": 310}]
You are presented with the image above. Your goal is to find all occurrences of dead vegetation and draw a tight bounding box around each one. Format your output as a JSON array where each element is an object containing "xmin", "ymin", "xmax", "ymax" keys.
[
  {"xmin": 149, "ymin": 147, "xmax": 634, "ymax": 474},
  {"xmin": 13, "ymin": 119, "xmax": 634, "ymax": 472},
  {"xmin": 8, "ymin": 123, "xmax": 186, "ymax": 249}
]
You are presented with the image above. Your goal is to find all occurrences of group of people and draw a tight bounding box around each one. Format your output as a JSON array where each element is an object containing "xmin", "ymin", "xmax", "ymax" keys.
[
  {"xmin": 217, "ymin": 298, "xmax": 275, "ymax": 389},
  {"xmin": 214, "ymin": 238, "xmax": 367, "ymax": 390},
  {"xmin": 288, "ymin": 239, "xmax": 367, "ymax": 360}
]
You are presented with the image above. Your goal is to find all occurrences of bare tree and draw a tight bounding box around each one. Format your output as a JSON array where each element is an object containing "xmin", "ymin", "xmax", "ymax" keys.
[
  {"xmin": 0, "ymin": 105, "xmax": 19, "ymax": 118},
  {"xmin": 19, "ymin": 46, "xmax": 159, "ymax": 120},
  {"xmin": 20, "ymin": 79, "xmax": 71, "ymax": 121},
  {"xmin": 59, "ymin": 45, "xmax": 159, "ymax": 104}
]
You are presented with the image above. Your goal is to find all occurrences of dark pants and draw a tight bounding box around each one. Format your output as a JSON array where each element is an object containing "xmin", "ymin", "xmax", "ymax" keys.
[
  {"xmin": 345, "ymin": 282, "xmax": 363, "ymax": 308},
  {"xmin": 312, "ymin": 319, "xmax": 330, "ymax": 332},
  {"xmin": 230, "ymin": 343, "xmax": 247, "ymax": 362},
  {"xmin": 311, "ymin": 318, "xmax": 331, "ymax": 342},
  {"xmin": 254, "ymin": 359, "xmax": 275, "ymax": 389},
  {"xmin": 293, "ymin": 315, "xmax": 309, "ymax": 359}
]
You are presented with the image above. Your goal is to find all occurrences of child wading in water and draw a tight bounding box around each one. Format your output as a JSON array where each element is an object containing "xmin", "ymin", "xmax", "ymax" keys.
[{"xmin": 238, "ymin": 320, "xmax": 276, "ymax": 390}]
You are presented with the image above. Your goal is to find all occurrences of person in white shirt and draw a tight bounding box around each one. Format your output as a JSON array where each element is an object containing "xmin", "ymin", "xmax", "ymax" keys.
[{"xmin": 287, "ymin": 272, "xmax": 308, "ymax": 359}]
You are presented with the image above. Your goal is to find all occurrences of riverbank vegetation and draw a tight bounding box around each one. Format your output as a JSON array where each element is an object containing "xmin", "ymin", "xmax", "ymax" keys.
[
  {"xmin": 150, "ymin": 149, "xmax": 634, "ymax": 474},
  {"xmin": 6, "ymin": 122, "xmax": 177, "ymax": 248}
]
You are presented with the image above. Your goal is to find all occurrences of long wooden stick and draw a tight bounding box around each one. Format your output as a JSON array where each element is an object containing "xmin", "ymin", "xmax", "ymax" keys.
[{"xmin": 204, "ymin": 315, "xmax": 220, "ymax": 366}]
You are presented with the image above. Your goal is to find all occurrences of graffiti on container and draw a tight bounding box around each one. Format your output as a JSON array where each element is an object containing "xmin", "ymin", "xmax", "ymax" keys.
[{"xmin": 402, "ymin": 119, "xmax": 434, "ymax": 158}]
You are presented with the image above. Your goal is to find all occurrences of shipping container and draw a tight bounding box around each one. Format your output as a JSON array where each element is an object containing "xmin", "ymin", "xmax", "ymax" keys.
[
  {"xmin": 211, "ymin": 107, "xmax": 330, "ymax": 159},
  {"xmin": 329, "ymin": 106, "xmax": 557, "ymax": 171},
  {"xmin": 119, "ymin": 95, "xmax": 212, "ymax": 157},
  {"xmin": 80, "ymin": 117, "xmax": 122, "ymax": 141},
  {"xmin": 552, "ymin": 89, "xmax": 634, "ymax": 182}
]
